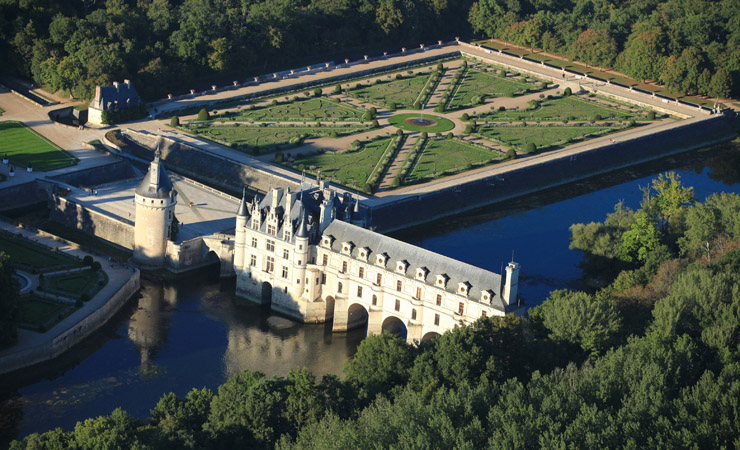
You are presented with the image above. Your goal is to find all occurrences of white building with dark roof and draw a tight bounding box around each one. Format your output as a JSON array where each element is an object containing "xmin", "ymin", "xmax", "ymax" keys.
[
  {"xmin": 88, "ymin": 79, "xmax": 142, "ymax": 125},
  {"xmin": 233, "ymin": 182, "xmax": 519, "ymax": 343}
]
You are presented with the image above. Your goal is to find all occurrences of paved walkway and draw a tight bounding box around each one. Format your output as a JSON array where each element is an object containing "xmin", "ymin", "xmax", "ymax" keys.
[
  {"xmin": 378, "ymin": 132, "xmax": 419, "ymax": 191},
  {"xmin": 0, "ymin": 220, "xmax": 138, "ymax": 374}
]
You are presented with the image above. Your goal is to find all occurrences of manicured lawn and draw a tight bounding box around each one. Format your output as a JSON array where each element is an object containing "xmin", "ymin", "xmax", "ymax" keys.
[
  {"xmin": 405, "ymin": 138, "xmax": 504, "ymax": 184},
  {"xmin": 447, "ymin": 68, "xmax": 538, "ymax": 110},
  {"xmin": 0, "ymin": 121, "xmax": 77, "ymax": 171},
  {"xmin": 293, "ymin": 137, "xmax": 396, "ymax": 187},
  {"xmin": 478, "ymin": 125, "xmax": 616, "ymax": 150},
  {"xmin": 218, "ymin": 97, "xmax": 366, "ymax": 122},
  {"xmin": 480, "ymin": 96, "xmax": 641, "ymax": 121},
  {"xmin": 46, "ymin": 269, "xmax": 103, "ymax": 296},
  {"xmin": 348, "ymin": 72, "xmax": 433, "ymax": 109},
  {"xmin": 20, "ymin": 295, "xmax": 74, "ymax": 331},
  {"xmin": 388, "ymin": 113, "xmax": 455, "ymax": 133},
  {"xmin": 0, "ymin": 232, "xmax": 78, "ymax": 269},
  {"xmin": 188, "ymin": 124, "xmax": 368, "ymax": 152}
]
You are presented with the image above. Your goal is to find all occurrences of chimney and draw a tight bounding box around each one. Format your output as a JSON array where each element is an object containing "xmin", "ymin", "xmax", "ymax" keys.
[
  {"xmin": 124, "ymin": 79, "xmax": 131, "ymax": 89},
  {"xmin": 113, "ymin": 81, "xmax": 119, "ymax": 91},
  {"xmin": 95, "ymin": 86, "xmax": 101, "ymax": 101},
  {"xmin": 502, "ymin": 262, "xmax": 520, "ymax": 307}
]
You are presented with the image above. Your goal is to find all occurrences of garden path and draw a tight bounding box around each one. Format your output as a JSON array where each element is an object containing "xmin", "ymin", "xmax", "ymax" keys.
[
  {"xmin": 424, "ymin": 66, "xmax": 460, "ymax": 110},
  {"xmin": 377, "ymin": 132, "xmax": 419, "ymax": 191}
]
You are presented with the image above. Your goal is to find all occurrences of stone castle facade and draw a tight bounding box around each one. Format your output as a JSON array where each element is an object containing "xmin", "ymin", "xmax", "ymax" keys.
[{"xmin": 234, "ymin": 182, "xmax": 519, "ymax": 342}]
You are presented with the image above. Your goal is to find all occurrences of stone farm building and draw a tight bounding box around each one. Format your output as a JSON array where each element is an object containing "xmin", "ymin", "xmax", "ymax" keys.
[
  {"xmin": 233, "ymin": 182, "xmax": 520, "ymax": 343},
  {"xmin": 88, "ymin": 80, "xmax": 141, "ymax": 125}
]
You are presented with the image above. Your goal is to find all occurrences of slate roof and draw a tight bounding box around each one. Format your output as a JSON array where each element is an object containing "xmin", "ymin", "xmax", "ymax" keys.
[
  {"xmin": 89, "ymin": 81, "xmax": 141, "ymax": 111},
  {"xmin": 322, "ymin": 220, "xmax": 506, "ymax": 311},
  {"xmin": 135, "ymin": 156, "xmax": 173, "ymax": 199}
]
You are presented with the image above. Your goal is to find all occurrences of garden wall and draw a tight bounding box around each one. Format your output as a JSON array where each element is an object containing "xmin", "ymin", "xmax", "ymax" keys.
[
  {"xmin": 49, "ymin": 195, "xmax": 134, "ymax": 249},
  {"xmin": 0, "ymin": 181, "xmax": 48, "ymax": 211}
]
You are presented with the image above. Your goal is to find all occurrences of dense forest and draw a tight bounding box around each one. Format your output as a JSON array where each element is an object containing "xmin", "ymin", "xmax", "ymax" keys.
[
  {"xmin": 0, "ymin": 0, "xmax": 738, "ymax": 102},
  {"xmin": 10, "ymin": 172, "xmax": 740, "ymax": 448}
]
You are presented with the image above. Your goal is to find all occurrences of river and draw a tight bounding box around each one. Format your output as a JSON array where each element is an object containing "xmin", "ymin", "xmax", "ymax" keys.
[{"xmin": 2, "ymin": 142, "xmax": 739, "ymax": 444}]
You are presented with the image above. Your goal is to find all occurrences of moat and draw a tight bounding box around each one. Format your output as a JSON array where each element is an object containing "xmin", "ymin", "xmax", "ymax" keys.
[{"xmin": 2, "ymin": 142, "xmax": 740, "ymax": 443}]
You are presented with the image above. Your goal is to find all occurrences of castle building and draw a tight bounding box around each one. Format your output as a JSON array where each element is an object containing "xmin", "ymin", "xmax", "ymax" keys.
[
  {"xmin": 87, "ymin": 79, "xmax": 142, "ymax": 125},
  {"xmin": 234, "ymin": 182, "xmax": 519, "ymax": 343},
  {"xmin": 133, "ymin": 151, "xmax": 177, "ymax": 267}
]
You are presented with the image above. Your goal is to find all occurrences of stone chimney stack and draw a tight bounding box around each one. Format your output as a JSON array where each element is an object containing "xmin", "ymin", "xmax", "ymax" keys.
[
  {"xmin": 95, "ymin": 86, "xmax": 101, "ymax": 101},
  {"xmin": 113, "ymin": 81, "xmax": 119, "ymax": 91}
]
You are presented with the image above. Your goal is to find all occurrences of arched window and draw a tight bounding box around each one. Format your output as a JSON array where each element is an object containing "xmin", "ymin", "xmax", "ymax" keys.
[
  {"xmin": 411, "ymin": 309, "xmax": 417, "ymax": 320},
  {"xmin": 338, "ymin": 282, "xmax": 343, "ymax": 293},
  {"xmin": 372, "ymin": 295, "xmax": 377, "ymax": 305}
]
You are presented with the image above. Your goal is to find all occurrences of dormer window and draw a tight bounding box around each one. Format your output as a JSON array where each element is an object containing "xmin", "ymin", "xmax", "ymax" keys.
[
  {"xmin": 458, "ymin": 282, "xmax": 471, "ymax": 296},
  {"xmin": 267, "ymin": 224, "xmax": 276, "ymax": 235},
  {"xmin": 322, "ymin": 235, "xmax": 335, "ymax": 248},
  {"xmin": 481, "ymin": 290, "xmax": 493, "ymax": 304},
  {"xmin": 284, "ymin": 230, "xmax": 291, "ymax": 241},
  {"xmin": 341, "ymin": 242, "xmax": 354, "ymax": 255},
  {"xmin": 415, "ymin": 267, "xmax": 429, "ymax": 281},
  {"xmin": 436, "ymin": 274, "xmax": 449, "ymax": 288},
  {"xmin": 376, "ymin": 253, "xmax": 389, "ymax": 267},
  {"xmin": 396, "ymin": 260, "xmax": 409, "ymax": 274},
  {"xmin": 358, "ymin": 247, "xmax": 370, "ymax": 261}
]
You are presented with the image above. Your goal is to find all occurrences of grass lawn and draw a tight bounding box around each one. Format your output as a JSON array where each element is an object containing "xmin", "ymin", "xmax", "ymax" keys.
[
  {"xmin": 218, "ymin": 97, "xmax": 366, "ymax": 122},
  {"xmin": 388, "ymin": 113, "xmax": 455, "ymax": 133},
  {"xmin": 188, "ymin": 124, "xmax": 369, "ymax": 152},
  {"xmin": 478, "ymin": 125, "xmax": 615, "ymax": 150},
  {"xmin": 480, "ymin": 96, "xmax": 641, "ymax": 121},
  {"xmin": 0, "ymin": 121, "xmax": 77, "ymax": 171},
  {"xmin": 447, "ymin": 68, "xmax": 538, "ymax": 110},
  {"xmin": 349, "ymin": 72, "xmax": 433, "ymax": 109},
  {"xmin": 46, "ymin": 269, "xmax": 103, "ymax": 296},
  {"xmin": 20, "ymin": 295, "xmax": 74, "ymax": 331},
  {"xmin": 293, "ymin": 137, "xmax": 395, "ymax": 187},
  {"xmin": 0, "ymin": 232, "xmax": 78, "ymax": 269},
  {"xmin": 405, "ymin": 138, "xmax": 504, "ymax": 184}
]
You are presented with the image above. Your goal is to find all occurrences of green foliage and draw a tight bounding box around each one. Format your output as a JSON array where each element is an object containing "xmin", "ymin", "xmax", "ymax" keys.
[
  {"xmin": 505, "ymin": 148, "xmax": 516, "ymax": 159},
  {"xmin": 170, "ymin": 215, "xmax": 179, "ymax": 242},
  {"xmin": 100, "ymin": 105, "xmax": 148, "ymax": 125},
  {"xmin": 564, "ymin": 87, "xmax": 572, "ymax": 96},
  {"xmin": 170, "ymin": 116, "xmax": 180, "ymax": 127},
  {"xmin": 197, "ymin": 109, "xmax": 209, "ymax": 121},
  {"xmin": 529, "ymin": 290, "xmax": 621, "ymax": 356},
  {"xmin": 524, "ymin": 142, "xmax": 536, "ymax": 153},
  {"xmin": 647, "ymin": 110, "xmax": 656, "ymax": 120},
  {"xmin": 0, "ymin": 252, "xmax": 21, "ymax": 345},
  {"xmin": 344, "ymin": 333, "xmax": 413, "ymax": 400}
]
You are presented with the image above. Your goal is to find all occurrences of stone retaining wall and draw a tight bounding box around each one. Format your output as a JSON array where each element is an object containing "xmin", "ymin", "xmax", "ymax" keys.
[
  {"xmin": 49, "ymin": 195, "xmax": 135, "ymax": 249},
  {"xmin": 0, "ymin": 181, "xmax": 48, "ymax": 211}
]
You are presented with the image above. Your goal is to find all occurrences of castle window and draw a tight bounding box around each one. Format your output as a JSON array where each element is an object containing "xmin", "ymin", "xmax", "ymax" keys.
[
  {"xmin": 283, "ymin": 249, "xmax": 289, "ymax": 259},
  {"xmin": 372, "ymin": 295, "xmax": 377, "ymax": 305},
  {"xmin": 298, "ymin": 260, "xmax": 302, "ymax": 265},
  {"xmin": 338, "ymin": 282, "xmax": 343, "ymax": 293},
  {"xmin": 342, "ymin": 261, "xmax": 347, "ymax": 273},
  {"xmin": 357, "ymin": 286, "xmax": 363, "ymax": 297},
  {"xmin": 160, "ymin": 200, "xmax": 163, "ymax": 204},
  {"xmin": 251, "ymin": 238, "xmax": 258, "ymax": 247},
  {"xmin": 360, "ymin": 252, "xmax": 365, "ymax": 258},
  {"xmin": 284, "ymin": 230, "xmax": 291, "ymax": 241},
  {"xmin": 252, "ymin": 219, "xmax": 259, "ymax": 229},
  {"xmin": 396, "ymin": 280, "xmax": 402, "ymax": 292},
  {"xmin": 377, "ymin": 273, "xmax": 382, "ymax": 285},
  {"xmin": 265, "ymin": 256, "xmax": 274, "ymax": 273},
  {"xmin": 321, "ymin": 274, "xmax": 326, "ymax": 285},
  {"xmin": 359, "ymin": 267, "xmax": 364, "ymax": 279},
  {"xmin": 458, "ymin": 302, "xmax": 464, "ymax": 315},
  {"xmin": 416, "ymin": 287, "xmax": 422, "ymax": 299},
  {"xmin": 411, "ymin": 309, "xmax": 417, "ymax": 320},
  {"xmin": 250, "ymin": 255, "xmax": 256, "ymax": 267},
  {"xmin": 482, "ymin": 311, "xmax": 487, "ymax": 317},
  {"xmin": 395, "ymin": 299, "xmax": 400, "ymax": 311},
  {"xmin": 281, "ymin": 266, "xmax": 288, "ymax": 278},
  {"xmin": 267, "ymin": 224, "xmax": 276, "ymax": 235},
  {"xmin": 434, "ymin": 314, "xmax": 440, "ymax": 326},
  {"xmin": 436, "ymin": 294, "xmax": 442, "ymax": 306},
  {"xmin": 322, "ymin": 254, "xmax": 328, "ymax": 266},
  {"xmin": 266, "ymin": 240, "xmax": 275, "ymax": 252}
]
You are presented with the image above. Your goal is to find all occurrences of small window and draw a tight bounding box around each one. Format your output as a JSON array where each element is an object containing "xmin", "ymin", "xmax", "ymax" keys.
[
  {"xmin": 249, "ymin": 255, "xmax": 256, "ymax": 267},
  {"xmin": 267, "ymin": 223, "xmax": 276, "ymax": 235},
  {"xmin": 283, "ymin": 249, "xmax": 289, "ymax": 259},
  {"xmin": 344, "ymin": 246, "xmax": 349, "ymax": 252},
  {"xmin": 342, "ymin": 261, "xmax": 347, "ymax": 273},
  {"xmin": 338, "ymin": 282, "xmax": 343, "ymax": 293},
  {"xmin": 436, "ymin": 294, "xmax": 442, "ymax": 306},
  {"xmin": 481, "ymin": 311, "xmax": 487, "ymax": 317},
  {"xmin": 321, "ymin": 274, "xmax": 326, "ymax": 285},
  {"xmin": 252, "ymin": 219, "xmax": 259, "ymax": 229},
  {"xmin": 458, "ymin": 302, "xmax": 464, "ymax": 315},
  {"xmin": 416, "ymin": 287, "xmax": 422, "ymax": 299},
  {"xmin": 357, "ymin": 286, "xmax": 363, "ymax": 297},
  {"xmin": 251, "ymin": 237, "xmax": 258, "ymax": 247},
  {"xmin": 377, "ymin": 273, "xmax": 382, "ymax": 285},
  {"xmin": 266, "ymin": 240, "xmax": 275, "ymax": 252},
  {"xmin": 396, "ymin": 280, "xmax": 402, "ymax": 292},
  {"xmin": 322, "ymin": 254, "xmax": 328, "ymax": 265},
  {"xmin": 395, "ymin": 299, "xmax": 400, "ymax": 311},
  {"xmin": 359, "ymin": 267, "xmax": 364, "ymax": 279},
  {"xmin": 360, "ymin": 252, "xmax": 365, "ymax": 258},
  {"xmin": 281, "ymin": 266, "xmax": 288, "ymax": 278},
  {"xmin": 434, "ymin": 314, "xmax": 440, "ymax": 326},
  {"xmin": 284, "ymin": 230, "xmax": 291, "ymax": 241},
  {"xmin": 411, "ymin": 309, "xmax": 417, "ymax": 320},
  {"xmin": 265, "ymin": 256, "xmax": 274, "ymax": 273},
  {"xmin": 299, "ymin": 244, "xmax": 303, "ymax": 250},
  {"xmin": 372, "ymin": 295, "xmax": 377, "ymax": 305}
]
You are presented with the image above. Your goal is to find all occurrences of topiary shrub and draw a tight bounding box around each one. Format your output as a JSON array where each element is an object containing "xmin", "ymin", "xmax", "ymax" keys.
[
  {"xmin": 446, "ymin": 132, "xmax": 453, "ymax": 139},
  {"xmin": 525, "ymin": 142, "xmax": 537, "ymax": 153},
  {"xmin": 499, "ymin": 70, "xmax": 507, "ymax": 78},
  {"xmin": 564, "ymin": 87, "xmax": 572, "ymax": 96},
  {"xmin": 421, "ymin": 132, "xmax": 428, "ymax": 139},
  {"xmin": 396, "ymin": 129, "xmax": 404, "ymax": 137},
  {"xmin": 197, "ymin": 109, "xmax": 209, "ymax": 121},
  {"xmin": 313, "ymin": 88, "xmax": 322, "ymax": 97},
  {"xmin": 372, "ymin": 120, "xmax": 379, "ymax": 128},
  {"xmin": 594, "ymin": 114, "xmax": 602, "ymax": 121},
  {"xmin": 170, "ymin": 116, "xmax": 180, "ymax": 127},
  {"xmin": 362, "ymin": 183, "xmax": 373, "ymax": 194},
  {"xmin": 334, "ymin": 85, "xmax": 341, "ymax": 94},
  {"xmin": 499, "ymin": 106, "xmax": 506, "ymax": 112},
  {"xmin": 505, "ymin": 148, "xmax": 516, "ymax": 159},
  {"xmin": 274, "ymin": 152, "xmax": 285, "ymax": 163},
  {"xmin": 83, "ymin": 255, "xmax": 94, "ymax": 266},
  {"xmin": 647, "ymin": 110, "xmax": 655, "ymax": 120},
  {"xmin": 461, "ymin": 113, "xmax": 469, "ymax": 121}
]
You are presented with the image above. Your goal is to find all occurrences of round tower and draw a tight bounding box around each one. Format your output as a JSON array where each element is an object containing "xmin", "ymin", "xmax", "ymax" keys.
[
  {"xmin": 292, "ymin": 209, "xmax": 310, "ymax": 298},
  {"xmin": 234, "ymin": 188, "xmax": 249, "ymax": 274},
  {"xmin": 133, "ymin": 151, "xmax": 177, "ymax": 267}
]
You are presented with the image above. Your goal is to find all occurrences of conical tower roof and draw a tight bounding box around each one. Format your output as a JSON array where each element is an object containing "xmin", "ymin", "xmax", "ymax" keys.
[
  {"xmin": 135, "ymin": 149, "xmax": 173, "ymax": 199},
  {"xmin": 295, "ymin": 208, "xmax": 308, "ymax": 238},
  {"xmin": 237, "ymin": 187, "xmax": 249, "ymax": 217}
]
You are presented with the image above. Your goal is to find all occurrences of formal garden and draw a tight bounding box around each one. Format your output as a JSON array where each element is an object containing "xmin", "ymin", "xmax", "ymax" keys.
[
  {"xmin": 0, "ymin": 121, "xmax": 78, "ymax": 171},
  {"xmin": 170, "ymin": 57, "xmax": 663, "ymax": 194}
]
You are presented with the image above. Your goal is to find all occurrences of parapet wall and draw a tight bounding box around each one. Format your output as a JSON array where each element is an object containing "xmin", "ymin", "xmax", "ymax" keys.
[
  {"xmin": 369, "ymin": 114, "xmax": 738, "ymax": 233},
  {"xmin": 48, "ymin": 160, "xmax": 135, "ymax": 188},
  {"xmin": 0, "ymin": 181, "xmax": 47, "ymax": 211},
  {"xmin": 49, "ymin": 195, "xmax": 134, "ymax": 249}
]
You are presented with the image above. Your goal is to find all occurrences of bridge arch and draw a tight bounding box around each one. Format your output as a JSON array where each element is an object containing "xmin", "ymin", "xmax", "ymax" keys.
[
  {"xmin": 421, "ymin": 331, "xmax": 441, "ymax": 343},
  {"xmin": 346, "ymin": 303, "xmax": 369, "ymax": 331},
  {"xmin": 381, "ymin": 316, "xmax": 407, "ymax": 339}
]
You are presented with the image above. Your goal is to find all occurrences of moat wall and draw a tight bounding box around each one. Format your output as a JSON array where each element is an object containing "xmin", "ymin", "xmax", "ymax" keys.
[
  {"xmin": 369, "ymin": 114, "xmax": 738, "ymax": 233},
  {"xmin": 49, "ymin": 195, "xmax": 135, "ymax": 249}
]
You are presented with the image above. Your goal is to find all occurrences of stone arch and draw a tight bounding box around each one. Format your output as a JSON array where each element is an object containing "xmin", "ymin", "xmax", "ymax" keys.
[
  {"xmin": 421, "ymin": 331, "xmax": 440, "ymax": 343},
  {"xmin": 381, "ymin": 316, "xmax": 407, "ymax": 339},
  {"xmin": 324, "ymin": 296, "xmax": 335, "ymax": 322},
  {"xmin": 261, "ymin": 281, "xmax": 273, "ymax": 305},
  {"xmin": 346, "ymin": 303, "xmax": 369, "ymax": 331}
]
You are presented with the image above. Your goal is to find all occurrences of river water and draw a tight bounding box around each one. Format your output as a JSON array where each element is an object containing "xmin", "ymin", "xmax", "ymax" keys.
[{"xmin": 2, "ymin": 143, "xmax": 740, "ymax": 443}]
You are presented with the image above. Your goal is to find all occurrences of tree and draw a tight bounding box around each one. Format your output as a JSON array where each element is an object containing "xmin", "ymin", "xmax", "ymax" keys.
[
  {"xmin": 170, "ymin": 215, "xmax": 179, "ymax": 242},
  {"xmin": 708, "ymin": 68, "xmax": 732, "ymax": 99},
  {"xmin": 571, "ymin": 29, "xmax": 618, "ymax": 68},
  {"xmin": 73, "ymin": 408, "xmax": 141, "ymax": 450},
  {"xmin": 619, "ymin": 209, "xmax": 661, "ymax": 263},
  {"xmin": 170, "ymin": 116, "xmax": 180, "ymax": 127},
  {"xmin": 344, "ymin": 333, "xmax": 413, "ymax": 400},
  {"xmin": 0, "ymin": 252, "xmax": 21, "ymax": 346},
  {"xmin": 529, "ymin": 289, "xmax": 621, "ymax": 356},
  {"xmin": 617, "ymin": 24, "xmax": 668, "ymax": 82},
  {"xmin": 197, "ymin": 109, "xmax": 209, "ymax": 121}
]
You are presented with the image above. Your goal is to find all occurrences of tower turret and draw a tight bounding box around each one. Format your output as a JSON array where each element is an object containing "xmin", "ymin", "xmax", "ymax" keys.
[
  {"xmin": 234, "ymin": 187, "xmax": 249, "ymax": 273},
  {"xmin": 502, "ymin": 261, "xmax": 520, "ymax": 307},
  {"xmin": 292, "ymin": 208, "xmax": 310, "ymax": 298},
  {"xmin": 133, "ymin": 150, "xmax": 177, "ymax": 267}
]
